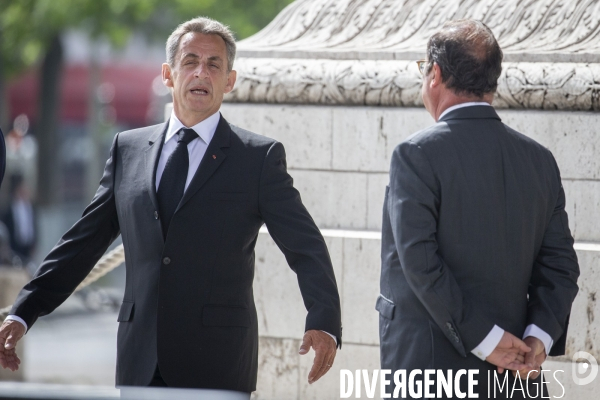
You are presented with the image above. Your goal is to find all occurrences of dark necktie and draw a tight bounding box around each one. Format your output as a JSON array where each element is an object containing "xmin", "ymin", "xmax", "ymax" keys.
[{"xmin": 157, "ymin": 128, "xmax": 198, "ymax": 239}]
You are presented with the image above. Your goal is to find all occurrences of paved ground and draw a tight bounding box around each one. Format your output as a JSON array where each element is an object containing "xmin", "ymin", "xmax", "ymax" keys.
[{"xmin": 21, "ymin": 298, "xmax": 119, "ymax": 386}]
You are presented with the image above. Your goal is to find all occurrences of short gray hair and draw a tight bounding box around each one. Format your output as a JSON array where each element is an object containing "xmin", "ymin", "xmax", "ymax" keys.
[{"xmin": 166, "ymin": 16, "xmax": 236, "ymax": 72}]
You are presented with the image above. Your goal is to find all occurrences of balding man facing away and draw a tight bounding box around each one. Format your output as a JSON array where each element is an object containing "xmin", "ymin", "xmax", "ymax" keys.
[{"xmin": 378, "ymin": 19, "xmax": 579, "ymax": 399}]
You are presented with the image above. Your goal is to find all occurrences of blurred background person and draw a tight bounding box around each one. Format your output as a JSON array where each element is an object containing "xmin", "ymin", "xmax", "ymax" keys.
[
  {"xmin": 2, "ymin": 174, "xmax": 36, "ymax": 271},
  {"xmin": 4, "ymin": 115, "xmax": 37, "ymax": 204}
]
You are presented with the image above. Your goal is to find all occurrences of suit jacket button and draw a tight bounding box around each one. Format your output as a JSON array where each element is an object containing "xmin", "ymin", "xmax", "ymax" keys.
[
  {"xmin": 154, "ymin": 211, "xmax": 159, "ymax": 220},
  {"xmin": 163, "ymin": 257, "xmax": 171, "ymax": 265}
]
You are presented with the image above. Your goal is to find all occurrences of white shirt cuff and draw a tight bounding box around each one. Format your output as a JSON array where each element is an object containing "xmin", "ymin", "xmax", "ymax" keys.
[
  {"xmin": 321, "ymin": 330, "xmax": 337, "ymax": 345},
  {"xmin": 471, "ymin": 324, "xmax": 504, "ymax": 361},
  {"xmin": 4, "ymin": 315, "xmax": 28, "ymax": 331},
  {"xmin": 523, "ymin": 324, "xmax": 553, "ymax": 355}
]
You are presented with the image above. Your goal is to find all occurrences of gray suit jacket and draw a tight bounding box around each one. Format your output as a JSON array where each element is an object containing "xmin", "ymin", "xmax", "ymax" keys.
[{"xmin": 378, "ymin": 105, "xmax": 579, "ymax": 396}]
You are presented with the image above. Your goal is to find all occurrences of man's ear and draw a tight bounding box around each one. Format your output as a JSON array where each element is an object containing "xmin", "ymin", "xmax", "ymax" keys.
[
  {"xmin": 162, "ymin": 63, "xmax": 174, "ymax": 89},
  {"xmin": 224, "ymin": 69, "xmax": 237, "ymax": 94},
  {"xmin": 430, "ymin": 63, "xmax": 442, "ymax": 88}
]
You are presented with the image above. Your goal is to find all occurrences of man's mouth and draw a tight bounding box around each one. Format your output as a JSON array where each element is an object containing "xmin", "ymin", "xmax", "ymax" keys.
[{"xmin": 190, "ymin": 87, "xmax": 209, "ymax": 95}]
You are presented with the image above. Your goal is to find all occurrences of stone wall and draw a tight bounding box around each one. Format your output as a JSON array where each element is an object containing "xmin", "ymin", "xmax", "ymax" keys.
[
  {"xmin": 221, "ymin": 104, "xmax": 600, "ymax": 240},
  {"xmin": 220, "ymin": 103, "xmax": 600, "ymax": 399}
]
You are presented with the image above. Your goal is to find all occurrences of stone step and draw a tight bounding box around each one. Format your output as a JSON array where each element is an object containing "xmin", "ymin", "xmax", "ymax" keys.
[
  {"xmin": 254, "ymin": 228, "xmax": 599, "ymax": 355},
  {"xmin": 286, "ymin": 169, "xmax": 598, "ymax": 242}
]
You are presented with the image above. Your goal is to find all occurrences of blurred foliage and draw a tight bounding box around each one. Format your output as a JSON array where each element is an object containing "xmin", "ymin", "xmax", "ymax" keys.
[{"xmin": 0, "ymin": 0, "xmax": 295, "ymax": 80}]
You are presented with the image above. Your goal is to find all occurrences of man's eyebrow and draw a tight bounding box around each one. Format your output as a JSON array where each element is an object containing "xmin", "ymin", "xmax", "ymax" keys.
[
  {"xmin": 181, "ymin": 53, "xmax": 200, "ymax": 59},
  {"xmin": 207, "ymin": 56, "xmax": 223, "ymax": 62}
]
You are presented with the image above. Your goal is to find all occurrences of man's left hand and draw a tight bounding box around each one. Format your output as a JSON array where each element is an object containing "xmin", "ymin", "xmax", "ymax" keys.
[
  {"xmin": 513, "ymin": 336, "xmax": 546, "ymax": 380},
  {"xmin": 299, "ymin": 330, "xmax": 337, "ymax": 384},
  {"xmin": 0, "ymin": 320, "xmax": 26, "ymax": 371}
]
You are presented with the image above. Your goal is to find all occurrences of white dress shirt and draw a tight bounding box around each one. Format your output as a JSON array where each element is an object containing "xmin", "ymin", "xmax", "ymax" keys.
[
  {"xmin": 438, "ymin": 101, "xmax": 491, "ymax": 120},
  {"xmin": 438, "ymin": 102, "xmax": 553, "ymax": 360},
  {"xmin": 156, "ymin": 110, "xmax": 220, "ymax": 191}
]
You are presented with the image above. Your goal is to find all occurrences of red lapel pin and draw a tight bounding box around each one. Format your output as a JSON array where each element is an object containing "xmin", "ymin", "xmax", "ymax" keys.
[{"xmin": 212, "ymin": 155, "xmax": 217, "ymax": 159}]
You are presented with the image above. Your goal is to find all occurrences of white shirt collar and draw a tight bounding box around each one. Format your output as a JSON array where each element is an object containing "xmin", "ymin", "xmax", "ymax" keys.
[
  {"xmin": 165, "ymin": 110, "xmax": 221, "ymax": 145},
  {"xmin": 438, "ymin": 102, "xmax": 491, "ymax": 121}
]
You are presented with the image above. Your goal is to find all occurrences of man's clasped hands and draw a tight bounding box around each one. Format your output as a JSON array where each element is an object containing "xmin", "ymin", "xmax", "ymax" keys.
[{"xmin": 487, "ymin": 331, "xmax": 547, "ymax": 379}]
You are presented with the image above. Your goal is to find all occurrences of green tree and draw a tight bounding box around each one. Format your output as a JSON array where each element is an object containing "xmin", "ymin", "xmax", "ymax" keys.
[
  {"xmin": 1, "ymin": 0, "xmax": 164, "ymax": 204},
  {"xmin": 0, "ymin": 0, "xmax": 294, "ymax": 205}
]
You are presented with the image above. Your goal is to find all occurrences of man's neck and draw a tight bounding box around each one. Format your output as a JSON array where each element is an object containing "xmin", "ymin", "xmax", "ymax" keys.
[
  {"xmin": 433, "ymin": 92, "xmax": 493, "ymax": 121},
  {"xmin": 173, "ymin": 107, "xmax": 219, "ymax": 128}
]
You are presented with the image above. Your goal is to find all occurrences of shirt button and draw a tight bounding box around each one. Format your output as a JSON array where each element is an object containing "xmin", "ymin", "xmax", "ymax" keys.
[
  {"xmin": 163, "ymin": 257, "xmax": 171, "ymax": 265},
  {"xmin": 154, "ymin": 211, "xmax": 159, "ymax": 220}
]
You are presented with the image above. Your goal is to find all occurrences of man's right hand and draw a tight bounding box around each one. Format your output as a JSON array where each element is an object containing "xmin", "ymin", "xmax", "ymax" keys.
[
  {"xmin": 513, "ymin": 336, "xmax": 547, "ymax": 380},
  {"xmin": 0, "ymin": 320, "xmax": 26, "ymax": 371},
  {"xmin": 486, "ymin": 331, "xmax": 531, "ymax": 374}
]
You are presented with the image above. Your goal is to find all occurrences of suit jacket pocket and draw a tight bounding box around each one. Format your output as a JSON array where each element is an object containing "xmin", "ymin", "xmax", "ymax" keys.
[
  {"xmin": 117, "ymin": 301, "xmax": 134, "ymax": 322},
  {"xmin": 210, "ymin": 192, "xmax": 249, "ymax": 202},
  {"xmin": 202, "ymin": 304, "xmax": 251, "ymax": 328},
  {"xmin": 375, "ymin": 294, "xmax": 395, "ymax": 320}
]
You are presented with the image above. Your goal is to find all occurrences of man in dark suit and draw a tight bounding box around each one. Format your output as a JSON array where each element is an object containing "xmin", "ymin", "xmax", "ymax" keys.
[
  {"xmin": 0, "ymin": 17, "xmax": 341, "ymax": 393},
  {"xmin": 378, "ymin": 19, "xmax": 579, "ymax": 398}
]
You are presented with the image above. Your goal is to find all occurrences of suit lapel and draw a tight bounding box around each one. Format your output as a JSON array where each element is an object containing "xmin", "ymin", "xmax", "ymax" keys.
[
  {"xmin": 176, "ymin": 115, "xmax": 231, "ymax": 213},
  {"xmin": 144, "ymin": 122, "xmax": 168, "ymax": 215}
]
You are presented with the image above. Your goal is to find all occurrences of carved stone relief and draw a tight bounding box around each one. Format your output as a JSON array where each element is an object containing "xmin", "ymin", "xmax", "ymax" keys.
[
  {"xmin": 226, "ymin": 58, "xmax": 600, "ymax": 111},
  {"xmin": 239, "ymin": 0, "xmax": 600, "ymax": 62},
  {"xmin": 225, "ymin": 1, "xmax": 600, "ymax": 109}
]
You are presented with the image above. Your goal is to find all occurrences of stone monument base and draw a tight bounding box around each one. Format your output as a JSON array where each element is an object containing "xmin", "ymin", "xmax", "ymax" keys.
[{"xmin": 219, "ymin": 103, "xmax": 600, "ymax": 399}]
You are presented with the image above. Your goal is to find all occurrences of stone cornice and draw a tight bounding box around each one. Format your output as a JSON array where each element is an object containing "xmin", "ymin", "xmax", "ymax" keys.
[
  {"xmin": 226, "ymin": 58, "xmax": 600, "ymax": 111},
  {"xmin": 225, "ymin": 0, "xmax": 600, "ymax": 109}
]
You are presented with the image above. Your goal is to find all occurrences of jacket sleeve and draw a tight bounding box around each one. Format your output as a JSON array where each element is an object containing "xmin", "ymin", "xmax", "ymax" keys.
[
  {"xmin": 10, "ymin": 134, "xmax": 122, "ymax": 329},
  {"xmin": 527, "ymin": 161, "xmax": 580, "ymax": 356},
  {"xmin": 388, "ymin": 140, "xmax": 495, "ymax": 356},
  {"xmin": 258, "ymin": 141, "xmax": 342, "ymax": 346}
]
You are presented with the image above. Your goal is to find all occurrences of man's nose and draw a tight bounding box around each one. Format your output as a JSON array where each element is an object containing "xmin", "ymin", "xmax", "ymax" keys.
[{"xmin": 194, "ymin": 63, "xmax": 209, "ymax": 78}]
